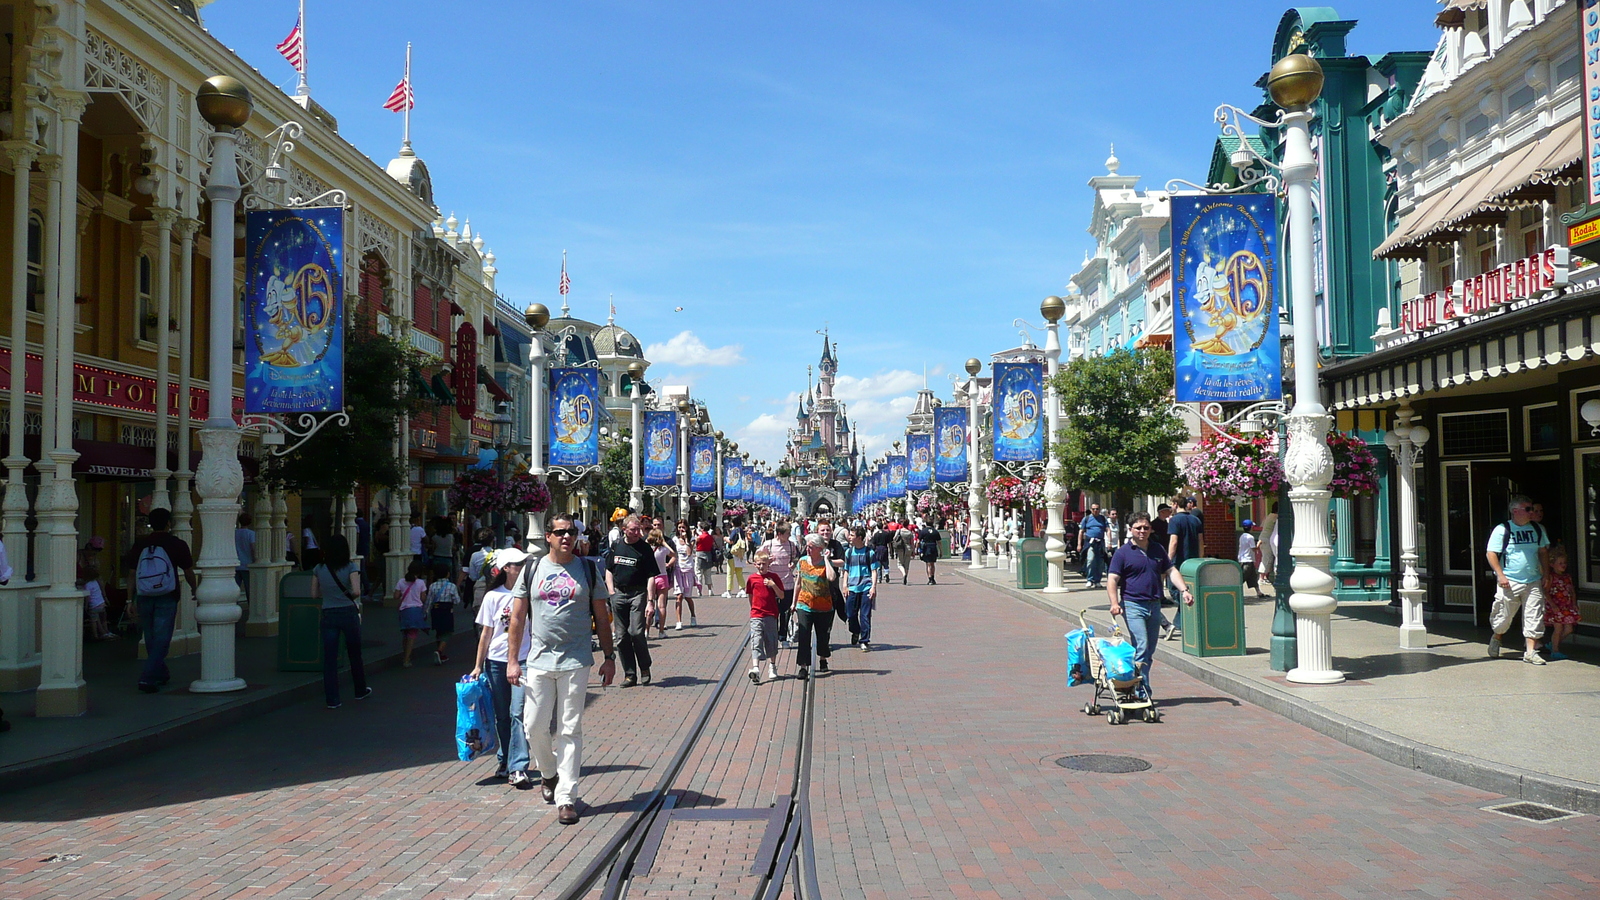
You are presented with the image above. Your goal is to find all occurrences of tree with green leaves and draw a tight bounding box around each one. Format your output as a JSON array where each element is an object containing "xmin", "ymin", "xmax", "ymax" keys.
[
  {"xmin": 1051, "ymin": 347, "xmax": 1187, "ymax": 500},
  {"xmin": 261, "ymin": 324, "xmax": 430, "ymax": 496}
]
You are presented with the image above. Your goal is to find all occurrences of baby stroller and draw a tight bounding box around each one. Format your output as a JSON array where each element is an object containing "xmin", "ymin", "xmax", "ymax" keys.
[{"xmin": 1067, "ymin": 610, "xmax": 1159, "ymax": 725}]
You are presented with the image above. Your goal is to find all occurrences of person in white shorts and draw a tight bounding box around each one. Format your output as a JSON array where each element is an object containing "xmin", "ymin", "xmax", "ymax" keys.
[{"xmin": 1485, "ymin": 494, "xmax": 1551, "ymax": 665}]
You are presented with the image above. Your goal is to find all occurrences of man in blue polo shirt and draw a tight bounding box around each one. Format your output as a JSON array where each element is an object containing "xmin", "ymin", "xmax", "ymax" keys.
[{"xmin": 1107, "ymin": 512, "xmax": 1194, "ymax": 693}]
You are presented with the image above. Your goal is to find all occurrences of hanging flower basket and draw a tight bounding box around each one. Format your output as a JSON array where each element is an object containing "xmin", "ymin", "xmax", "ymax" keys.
[
  {"xmin": 1183, "ymin": 432, "xmax": 1283, "ymax": 501},
  {"xmin": 503, "ymin": 473, "xmax": 553, "ymax": 515},
  {"xmin": 446, "ymin": 469, "xmax": 504, "ymax": 516},
  {"xmin": 1327, "ymin": 430, "xmax": 1379, "ymax": 499}
]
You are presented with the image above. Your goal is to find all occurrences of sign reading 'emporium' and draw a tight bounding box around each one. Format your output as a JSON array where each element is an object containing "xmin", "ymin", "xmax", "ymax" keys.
[
  {"xmin": 1172, "ymin": 193, "xmax": 1281, "ymax": 403},
  {"xmin": 1400, "ymin": 246, "xmax": 1570, "ymax": 336},
  {"xmin": 1583, "ymin": 0, "xmax": 1600, "ymax": 204}
]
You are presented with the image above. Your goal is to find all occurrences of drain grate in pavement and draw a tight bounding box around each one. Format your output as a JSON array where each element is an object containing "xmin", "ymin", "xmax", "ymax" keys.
[
  {"xmin": 1482, "ymin": 801, "xmax": 1583, "ymax": 823},
  {"xmin": 1054, "ymin": 754, "xmax": 1151, "ymax": 774}
]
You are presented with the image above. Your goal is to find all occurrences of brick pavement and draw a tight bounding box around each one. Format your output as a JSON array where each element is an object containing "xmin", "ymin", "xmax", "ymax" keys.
[
  {"xmin": 808, "ymin": 570, "xmax": 1600, "ymax": 899},
  {"xmin": 0, "ymin": 585, "xmax": 757, "ymax": 900}
]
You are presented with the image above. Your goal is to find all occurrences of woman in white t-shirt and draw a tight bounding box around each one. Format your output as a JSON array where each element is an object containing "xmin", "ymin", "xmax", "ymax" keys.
[{"xmin": 469, "ymin": 548, "xmax": 533, "ymax": 785}]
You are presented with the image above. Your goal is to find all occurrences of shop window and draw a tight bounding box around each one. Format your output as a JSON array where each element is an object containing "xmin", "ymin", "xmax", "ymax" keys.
[
  {"xmin": 26, "ymin": 213, "xmax": 42, "ymax": 312},
  {"xmin": 1444, "ymin": 463, "xmax": 1473, "ymax": 574},
  {"xmin": 1526, "ymin": 403, "xmax": 1560, "ymax": 453},
  {"xmin": 1583, "ymin": 452, "xmax": 1600, "ymax": 587},
  {"xmin": 137, "ymin": 254, "xmax": 155, "ymax": 343},
  {"xmin": 1438, "ymin": 410, "xmax": 1509, "ymax": 457},
  {"xmin": 1557, "ymin": 53, "xmax": 1581, "ymax": 84}
]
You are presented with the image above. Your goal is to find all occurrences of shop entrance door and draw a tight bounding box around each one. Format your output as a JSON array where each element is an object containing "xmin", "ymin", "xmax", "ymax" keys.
[{"xmin": 1469, "ymin": 461, "xmax": 1560, "ymax": 626}]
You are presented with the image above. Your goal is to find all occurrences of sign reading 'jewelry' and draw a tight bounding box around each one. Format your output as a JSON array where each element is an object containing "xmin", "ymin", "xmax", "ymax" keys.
[
  {"xmin": 1172, "ymin": 193, "xmax": 1281, "ymax": 403},
  {"xmin": 244, "ymin": 207, "xmax": 345, "ymax": 414}
]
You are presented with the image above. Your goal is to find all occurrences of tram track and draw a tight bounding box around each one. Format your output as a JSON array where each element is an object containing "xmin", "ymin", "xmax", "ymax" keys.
[{"xmin": 552, "ymin": 636, "xmax": 820, "ymax": 900}]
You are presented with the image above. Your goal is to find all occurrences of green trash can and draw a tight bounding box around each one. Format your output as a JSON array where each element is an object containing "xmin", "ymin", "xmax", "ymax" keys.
[
  {"xmin": 1016, "ymin": 537, "xmax": 1047, "ymax": 589},
  {"xmin": 1178, "ymin": 558, "xmax": 1245, "ymax": 657},
  {"xmin": 277, "ymin": 571, "xmax": 322, "ymax": 671}
]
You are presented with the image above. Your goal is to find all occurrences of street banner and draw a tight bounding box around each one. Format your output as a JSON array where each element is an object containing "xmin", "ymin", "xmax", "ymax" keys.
[
  {"xmin": 934, "ymin": 406, "xmax": 967, "ymax": 483},
  {"xmin": 991, "ymin": 362, "xmax": 1045, "ymax": 462},
  {"xmin": 888, "ymin": 454, "xmax": 907, "ymax": 498},
  {"xmin": 642, "ymin": 410, "xmax": 678, "ymax": 486},
  {"xmin": 906, "ymin": 432, "xmax": 932, "ymax": 491},
  {"xmin": 548, "ymin": 368, "xmax": 600, "ymax": 467},
  {"xmin": 690, "ymin": 435, "xmax": 716, "ymax": 493},
  {"xmin": 1172, "ymin": 193, "xmax": 1282, "ymax": 402},
  {"xmin": 244, "ymin": 207, "xmax": 344, "ymax": 413}
]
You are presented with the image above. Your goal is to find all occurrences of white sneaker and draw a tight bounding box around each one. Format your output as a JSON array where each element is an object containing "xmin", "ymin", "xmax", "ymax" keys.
[
  {"xmin": 690, "ymin": 616, "xmax": 698, "ymax": 627},
  {"xmin": 675, "ymin": 621, "xmax": 684, "ymax": 631}
]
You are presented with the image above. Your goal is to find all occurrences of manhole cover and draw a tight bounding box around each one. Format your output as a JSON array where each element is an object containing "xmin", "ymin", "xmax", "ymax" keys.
[
  {"xmin": 1054, "ymin": 754, "xmax": 1151, "ymax": 773},
  {"xmin": 1482, "ymin": 801, "xmax": 1582, "ymax": 823}
]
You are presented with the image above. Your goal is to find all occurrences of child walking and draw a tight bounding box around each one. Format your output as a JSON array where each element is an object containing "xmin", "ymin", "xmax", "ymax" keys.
[
  {"xmin": 427, "ymin": 561, "xmax": 462, "ymax": 665},
  {"xmin": 746, "ymin": 550, "xmax": 782, "ymax": 684},
  {"xmin": 1544, "ymin": 545, "xmax": 1581, "ymax": 660},
  {"xmin": 395, "ymin": 561, "xmax": 428, "ymax": 666}
]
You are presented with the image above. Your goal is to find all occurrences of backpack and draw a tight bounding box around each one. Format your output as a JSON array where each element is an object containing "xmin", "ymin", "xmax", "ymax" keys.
[
  {"xmin": 1497, "ymin": 520, "xmax": 1545, "ymax": 555},
  {"xmin": 135, "ymin": 543, "xmax": 178, "ymax": 595}
]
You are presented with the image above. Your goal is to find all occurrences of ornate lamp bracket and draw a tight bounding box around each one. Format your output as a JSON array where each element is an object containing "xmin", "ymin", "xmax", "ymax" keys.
[
  {"xmin": 1168, "ymin": 400, "xmax": 1287, "ymax": 444},
  {"xmin": 240, "ymin": 411, "xmax": 352, "ymax": 457}
]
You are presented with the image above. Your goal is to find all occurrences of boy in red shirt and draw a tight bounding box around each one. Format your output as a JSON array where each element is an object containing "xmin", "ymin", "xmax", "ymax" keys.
[{"xmin": 746, "ymin": 550, "xmax": 782, "ymax": 684}]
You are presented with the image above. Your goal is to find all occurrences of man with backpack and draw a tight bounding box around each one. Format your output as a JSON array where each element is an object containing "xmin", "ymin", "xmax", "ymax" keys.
[
  {"xmin": 122, "ymin": 507, "xmax": 198, "ymax": 694},
  {"xmin": 1486, "ymin": 494, "xmax": 1551, "ymax": 665}
]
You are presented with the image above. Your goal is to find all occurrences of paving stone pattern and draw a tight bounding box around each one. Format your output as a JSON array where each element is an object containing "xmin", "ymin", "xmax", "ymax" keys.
[
  {"xmin": 0, "ymin": 588, "xmax": 756, "ymax": 900},
  {"xmin": 807, "ymin": 570, "xmax": 1600, "ymax": 899}
]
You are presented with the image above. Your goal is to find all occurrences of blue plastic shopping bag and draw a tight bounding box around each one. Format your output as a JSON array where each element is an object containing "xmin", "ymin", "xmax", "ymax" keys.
[
  {"xmin": 455, "ymin": 674, "xmax": 498, "ymax": 762},
  {"xmin": 1065, "ymin": 628, "xmax": 1094, "ymax": 687},
  {"xmin": 1093, "ymin": 637, "xmax": 1139, "ymax": 683}
]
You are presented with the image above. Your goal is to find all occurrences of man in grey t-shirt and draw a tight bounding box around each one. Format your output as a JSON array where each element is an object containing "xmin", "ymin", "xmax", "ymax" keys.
[{"xmin": 508, "ymin": 514, "xmax": 615, "ymax": 825}]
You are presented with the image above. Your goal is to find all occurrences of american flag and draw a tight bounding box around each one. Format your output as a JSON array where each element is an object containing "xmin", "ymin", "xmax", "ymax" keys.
[
  {"xmin": 276, "ymin": 15, "xmax": 305, "ymax": 73},
  {"xmin": 382, "ymin": 71, "xmax": 413, "ymax": 112}
]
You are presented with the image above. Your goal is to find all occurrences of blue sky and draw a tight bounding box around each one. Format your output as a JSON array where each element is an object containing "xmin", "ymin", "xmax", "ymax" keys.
[{"xmin": 200, "ymin": 1, "xmax": 1442, "ymax": 468}]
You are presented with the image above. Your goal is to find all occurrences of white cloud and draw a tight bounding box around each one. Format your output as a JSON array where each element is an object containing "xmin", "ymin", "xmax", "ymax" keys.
[{"xmin": 645, "ymin": 330, "xmax": 745, "ymax": 367}]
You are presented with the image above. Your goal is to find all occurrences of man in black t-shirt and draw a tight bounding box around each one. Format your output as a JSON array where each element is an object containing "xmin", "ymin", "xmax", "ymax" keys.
[{"xmin": 604, "ymin": 514, "xmax": 661, "ymax": 687}]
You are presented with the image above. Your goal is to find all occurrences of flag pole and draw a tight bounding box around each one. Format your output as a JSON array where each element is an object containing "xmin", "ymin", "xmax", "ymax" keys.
[
  {"xmin": 402, "ymin": 42, "xmax": 412, "ymax": 152},
  {"xmin": 296, "ymin": 0, "xmax": 308, "ymax": 98}
]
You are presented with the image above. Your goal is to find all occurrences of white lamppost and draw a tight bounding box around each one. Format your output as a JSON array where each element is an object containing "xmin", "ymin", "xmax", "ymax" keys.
[
  {"xmin": 1269, "ymin": 54, "xmax": 1343, "ymax": 684},
  {"xmin": 1041, "ymin": 295, "xmax": 1068, "ymax": 593},
  {"xmin": 524, "ymin": 303, "xmax": 550, "ymax": 561},
  {"xmin": 965, "ymin": 358, "xmax": 986, "ymax": 570},
  {"xmin": 1385, "ymin": 404, "xmax": 1430, "ymax": 650},
  {"xmin": 628, "ymin": 361, "xmax": 645, "ymax": 512},
  {"xmin": 189, "ymin": 77, "xmax": 253, "ymax": 693}
]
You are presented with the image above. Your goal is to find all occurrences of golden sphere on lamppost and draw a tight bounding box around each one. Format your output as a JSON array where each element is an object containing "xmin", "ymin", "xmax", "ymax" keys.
[
  {"xmin": 965, "ymin": 358, "xmax": 982, "ymax": 376},
  {"xmin": 524, "ymin": 303, "xmax": 550, "ymax": 330},
  {"xmin": 1267, "ymin": 53, "xmax": 1324, "ymax": 111},
  {"xmin": 196, "ymin": 75, "xmax": 253, "ymax": 129},
  {"xmin": 627, "ymin": 361, "xmax": 645, "ymax": 379},
  {"xmin": 1041, "ymin": 295, "xmax": 1066, "ymax": 323}
]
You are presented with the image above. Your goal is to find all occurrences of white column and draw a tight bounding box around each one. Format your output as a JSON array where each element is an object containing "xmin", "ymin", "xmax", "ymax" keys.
[
  {"xmin": 189, "ymin": 121, "xmax": 246, "ymax": 693},
  {"xmin": 1282, "ymin": 103, "xmax": 1343, "ymax": 685},
  {"xmin": 0, "ymin": 140, "xmax": 39, "ymax": 692},
  {"xmin": 967, "ymin": 382, "xmax": 985, "ymax": 570},
  {"xmin": 150, "ymin": 209, "xmax": 176, "ymax": 515},
  {"xmin": 1042, "ymin": 317, "xmax": 1068, "ymax": 592},
  {"xmin": 526, "ymin": 325, "xmax": 547, "ymax": 561},
  {"xmin": 36, "ymin": 96, "xmax": 87, "ymax": 717},
  {"xmin": 1388, "ymin": 404, "xmax": 1430, "ymax": 650},
  {"xmin": 245, "ymin": 490, "xmax": 278, "ymax": 636}
]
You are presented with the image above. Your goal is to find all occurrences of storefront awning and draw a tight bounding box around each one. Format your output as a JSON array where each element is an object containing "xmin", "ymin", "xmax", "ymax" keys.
[{"xmin": 1374, "ymin": 120, "xmax": 1582, "ymax": 260}]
